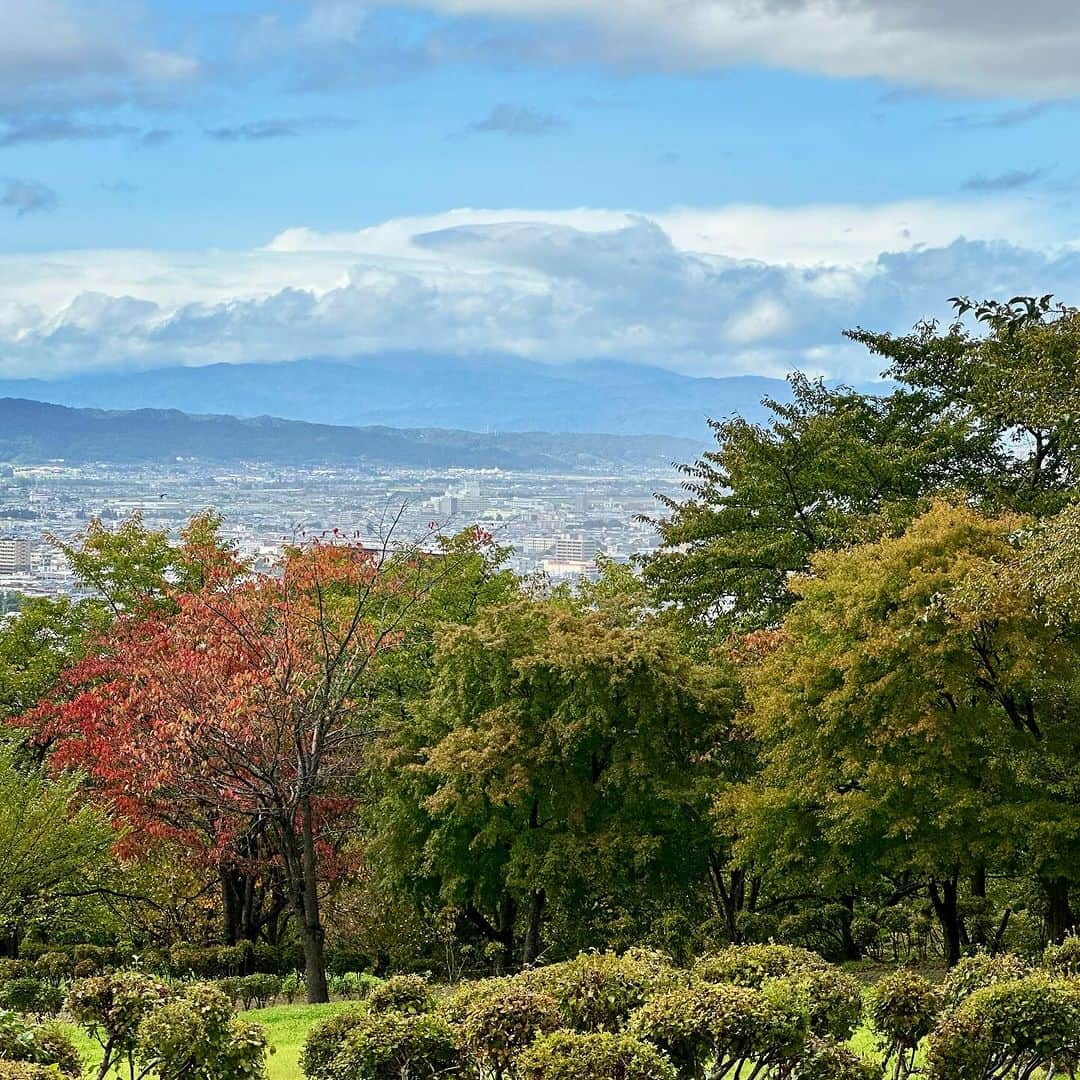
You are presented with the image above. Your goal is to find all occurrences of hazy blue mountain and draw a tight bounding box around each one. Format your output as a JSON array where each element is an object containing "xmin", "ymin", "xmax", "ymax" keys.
[
  {"xmin": 0, "ymin": 356, "xmax": 791, "ymax": 438},
  {"xmin": 0, "ymin": 398, "xmax": 702, "ymax": 471}
]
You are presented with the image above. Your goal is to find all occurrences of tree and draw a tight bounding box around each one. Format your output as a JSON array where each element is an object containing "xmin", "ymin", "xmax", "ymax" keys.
[
  {"xmin": 0, "ymin": 596, "xmax": 107, "ymax": 722},
  {"xmin": 643, "ymin": 374, "xmax": 990, "ymax": 639},
  {"xmin": 0, "ymin": 743, "xmax": 114, "ymax": 952},
  {"xmin": 739, "ymin": 501, "xmax": 1080, "ymax": 962},
  {"xmin": 371, "ymin": 598, "xmax": 742, "ymax": 968},
  {"xmin": 848, "ymin": 294, "xmax": 1080, "ymax": 513},
  {"xmin": 36, "ymin": 529, "xmax": 482, "ymax": 1001}
]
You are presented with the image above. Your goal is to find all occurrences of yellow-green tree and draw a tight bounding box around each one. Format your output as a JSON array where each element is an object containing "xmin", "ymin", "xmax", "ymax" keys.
[{"xmin": 740, "ymin": 501, "xmax": 1080, "ymax": 962}]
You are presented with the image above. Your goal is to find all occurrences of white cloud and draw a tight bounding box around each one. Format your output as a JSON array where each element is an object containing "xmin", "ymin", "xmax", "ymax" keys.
[
  {"xmin": 0, "ymin": 0, "xmax": 198, "ymax": 117},
  {"xmin": 0, "ymin": 197, "xmax": 1077, "ymax": 382},
  {"xmin": 405, "ymin": 0, "xmax": 1080, "ymax": 97}
]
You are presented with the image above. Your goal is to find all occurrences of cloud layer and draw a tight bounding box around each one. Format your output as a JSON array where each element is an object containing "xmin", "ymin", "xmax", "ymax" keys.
[
  {"xmin": 0, "ymin": 198, "xmax": 1076, "ymax": 381},
  {"xmin": 410, "ymin": 0, "xmax": 1080, "ymax": 97}
]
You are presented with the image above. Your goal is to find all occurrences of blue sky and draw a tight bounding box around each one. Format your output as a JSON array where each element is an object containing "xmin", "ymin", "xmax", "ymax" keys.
[{"xmin": 3, "ymin": 0, "xmax": 1080, "ymax": 382}]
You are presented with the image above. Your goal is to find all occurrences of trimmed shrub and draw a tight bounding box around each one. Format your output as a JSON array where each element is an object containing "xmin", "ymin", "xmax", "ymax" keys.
[
  {"xmin": 939, "ymin": 952, "xmax": 1029, "ymax": 1011},
  {"xmin": 168, "ymin": 942, "xmax": 253, "ymax": 979},
  {"xmin": 0, "ymin": 982, "xmax": 61, "ymax": 1018},
  {"xmin": 516, "ymin": 1032, "xmax": 676, "ymax": 1080},
  {"xmin": 328, "ymin": 972, "xmax": 380, "ymax": 1001},
  {"xmin": 692, "ymin": 944, "xmax": 827, "ymax": 988},
  {"xmin": 458, "ymin": 982, "xmax": 562, "ymax": 1078},
  {"xmin": 925, "ymin": 974, "xmax": 1080, "ymax": 1080},
  {"xmin": 0, "ymin": 1066, "xmax": 64, "ymax": 1079},
  {"xmin": 766, "ymin": 966, "xmax": 863, "ymax": 1041},
  {"xmin": 25, "ymin": 1029, "xmax": 79, "ymax": 1080},
  {"xmin": 136, "ymin": 982, "xmax": 268, "ymax": 1080},
  {"xmin": 300, "ymin": 1008, "xmax": 368, "ymax": 1080},
  {"xmin": 0, "ymin": 1010, "xmax": 79, "ymax": 1078},
  {"xmin": 281, "ymin": 971, "xmax": 305, "ymax": 1006},
  {"xmin": 366, "ymin": 975, "xmax": 435, "ymax": 1016},
  {"xmin": 31, "ymin": 958, "xmax": 69, "ymax": 988},
  {"xmin": 314, "ymin": 1011, "xmax": 458, "ymax": 1079},
  {"xmin": 66, "ymin": 972, "xmax": 172, "ymax": 1079},
  {"xmin": 1045, "ymin": 935, "xmax": 1080, "ymax": 977},
  {"xmin": 790, "ymin": 1036, "xmax": 878, "ymax": 1080},
  {"xmin": 868, "ymin": 967, "xmax": 939, "ymax": 1045},
  {"xmin": 522, "ymin": 952, "xmax": 680, "ymax": 1033},
  {"xmin": 629, "ymin": 980, "xmax": 805, "ymax": 1078},
  {"xmin": 235, "ymin": 974, "xmax": 281, "ymax": 1009}
]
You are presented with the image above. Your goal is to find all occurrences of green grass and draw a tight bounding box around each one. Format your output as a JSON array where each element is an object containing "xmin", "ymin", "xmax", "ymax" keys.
[{"xmin": 242, "ymin": 1002, "xmax": 356, "ymax": 1080}]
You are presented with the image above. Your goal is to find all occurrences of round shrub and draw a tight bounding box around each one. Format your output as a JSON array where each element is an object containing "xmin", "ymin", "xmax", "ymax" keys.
[
  {"xmin": 0, "ymin": 980, "xmax": 62, "ymax": 1017},
  {"xmin": 0, "ymin": 1066, "xmax": 65, "ymax": 1079},
  {"xmin": 236, "ymin": 974, "xmax": 281, "ymax": 1009},
  {"xmin": 66, "ymin": 971, "xmax": 173, "ymax": 1068},
  {"xmin": 766, "ymin": 966, "xmax": 864, "ymax": 1041},
  {"xmin": 318, "ymin": 1011, "xmax": 458, "ymax": 1080},
  {"xmin": 629, "ymin": 980, "xmax": 806, "ymax": 1077},
  {"xmin": 136, "ymin": 983, "xmax": 268, "ymax": 1080},
  {"xmin": 868, "ymin": 968, "xmax": 940, "ymax": 1051},
  {"xmin": 440, "ymin": 978, "xmax": 509, "ymax": 1028},
  {"xmin": 517, "ymin": 1032, "xmax": 675, "ymax": 1080},
  {"xmin": 300, "ymin": 1008, "xmax": 368, "ymax": 1080},
  {"xmin": 925, "ymin": 975, "xmax": 1080, "ymax": 1080},
  {"xmin": 458, "ymin": 982, "xmax": 562, "ymax": 1078},
  {"xmin": 939, "ymin": 952, "xmax": 1029, "ymax": 1011},
  {"xmin": 32, "ymin": 957, "xmax": 69, "ymax": 988},
  {"xmin": 692, "ymin": 944, "xmax": 827, "ymax": 988},
  {"xmin": 790, "ymin": 1036, "xmax": 878, "ymax": 1080},
  {"xmin": 522, "ymin": 952, "xmax": 680, "ymax": 1033},
  {"xmin": 0, "ymin": 1010, "xmax": 79, "ymax": 1078},
  {"xmin": 1045, "ymin": 935, "xmax": 1080, "ymax": 977},
  {"xmin": 27, "ymin": 1028, "xmax": 79, "ymax": 1079},
  {"xmin": 366, "ymin": 974, "xmax": 435, "ymax": 1016}
]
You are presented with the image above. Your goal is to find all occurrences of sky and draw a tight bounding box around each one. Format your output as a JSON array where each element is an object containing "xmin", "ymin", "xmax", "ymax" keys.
[{"xmin": 2, "ymin": 0, "xmax": 1080, "ymax": 383}]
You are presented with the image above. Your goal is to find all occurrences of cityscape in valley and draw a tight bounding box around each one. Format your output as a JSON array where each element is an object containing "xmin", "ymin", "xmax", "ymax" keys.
[{"xmin": 0, "ymin": 457, "xmax": 679, "ymax": 600}]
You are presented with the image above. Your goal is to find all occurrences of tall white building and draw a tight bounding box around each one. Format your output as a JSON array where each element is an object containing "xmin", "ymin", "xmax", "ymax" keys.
[
  {"xmin": 553, "ymin": 535, "xmax": 597, "ymax": 563},
  {"xmin": 0, "ymin": 538, "xmax": 31, "ymax": 575}
]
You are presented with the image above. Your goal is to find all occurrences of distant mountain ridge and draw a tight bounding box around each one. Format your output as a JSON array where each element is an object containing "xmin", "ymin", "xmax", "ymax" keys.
[
  {"xmin": 0, "ymin": 356, "xmax": 792, "ymax": 439},
  {"xmin": 0, "ymin": 398, "xmax": 702, "ymax": 471}
]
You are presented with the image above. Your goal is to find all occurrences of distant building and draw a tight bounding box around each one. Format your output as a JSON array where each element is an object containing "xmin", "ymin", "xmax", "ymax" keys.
[
  {"xmin": 0, "ymin": 538, "xmax": 31, "ymax": 575},
  {"xmin": 553, "ymin": 535, "xmax": 597, "ymax": 563}
]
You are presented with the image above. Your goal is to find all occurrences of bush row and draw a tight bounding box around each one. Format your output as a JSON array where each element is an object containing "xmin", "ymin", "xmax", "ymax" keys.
[{"xmin": 301, "ymin": 942, "xmax": 1080, "ymax": 1079}]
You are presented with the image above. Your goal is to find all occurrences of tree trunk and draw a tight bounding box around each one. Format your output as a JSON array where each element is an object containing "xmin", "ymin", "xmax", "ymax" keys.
[
  {"xmin": 521, "ymin": 889, "xmax": 545, "ymax": 967},
  {"xmin": 838, "ymin": 894, "xmax": 861, "ymax": 962},
  {"xmin": 929, "ymin": 873, "xmax": 962, "ymax": 967},
  {"xmin": 221, "ymin": 865, "xmax": 241, "ymax": 946},
  {"xmin": 299, "ymin": 796, "xmax": 329, "ymax": 1003},
  {"xmin": 497, "ymin": 894, "xmax": 518, "ymax": 974},
  {"xmin": 1042, "ymin": 876, "xmax": 1075, "ymax": 945}
]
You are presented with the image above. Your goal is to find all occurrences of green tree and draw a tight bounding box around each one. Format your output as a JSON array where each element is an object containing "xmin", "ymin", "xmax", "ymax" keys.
[
  {"xmin": 371, "ymin": 599, "xmax": 741, "ymax": 968},
  {"xmin": 848, "ymin": 294, "xmax": 1080, "ymax": 513},
  {"xmin": 644, "ymin": 374, "xmax": 989, "ymax": 638},
  {"xmin": 739, "ymin": 501, "xmax": 1080, "ymax": 962},
  {"xmin": 0, "ymin": 744, "xmax": 115, "ymax": 950}
]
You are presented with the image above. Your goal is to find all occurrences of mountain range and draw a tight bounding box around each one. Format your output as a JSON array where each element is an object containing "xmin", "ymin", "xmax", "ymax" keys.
[
  {"xmin": 0, "ymin": 356, "xmax": 791, "ymax": 439},
  {"xmin": 0, "ymin": 398, "xmax": 703, "ymax": 472}
]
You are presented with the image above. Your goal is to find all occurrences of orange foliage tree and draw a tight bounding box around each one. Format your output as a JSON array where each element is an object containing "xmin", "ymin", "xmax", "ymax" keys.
[{"xmin": 34, "ymin": 531, "xmax": 461, "ymax": 1001}]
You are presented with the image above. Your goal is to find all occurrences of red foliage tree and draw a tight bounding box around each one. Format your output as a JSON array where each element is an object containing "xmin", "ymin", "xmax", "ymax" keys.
[{"xmin": 34, "ymin": 535, "xmax": 444, "ymax": 1002}]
